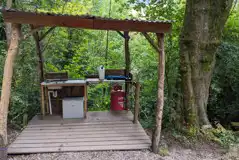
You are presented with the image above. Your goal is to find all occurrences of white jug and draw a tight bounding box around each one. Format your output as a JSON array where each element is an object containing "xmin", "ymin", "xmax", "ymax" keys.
[{"xmin": 98, "ymin": 65, "xmax": 105, "ymax": 80}]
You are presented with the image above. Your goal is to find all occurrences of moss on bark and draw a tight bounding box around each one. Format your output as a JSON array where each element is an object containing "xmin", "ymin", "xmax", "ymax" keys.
[{"xmin": 179, "ymin": 0, "xmax": 233, "ymax": 130}]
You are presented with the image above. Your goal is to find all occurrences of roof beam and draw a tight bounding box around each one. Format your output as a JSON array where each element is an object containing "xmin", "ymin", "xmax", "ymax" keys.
[{"xmin": 2, "ymin": 10, "xmax": 172, "ymax": 33}]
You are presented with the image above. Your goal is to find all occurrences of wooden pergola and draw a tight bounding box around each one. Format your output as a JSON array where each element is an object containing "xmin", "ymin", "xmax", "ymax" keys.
[{"xmin": 0, "ymin": 9, "xmax": 172, "ymax": 155}]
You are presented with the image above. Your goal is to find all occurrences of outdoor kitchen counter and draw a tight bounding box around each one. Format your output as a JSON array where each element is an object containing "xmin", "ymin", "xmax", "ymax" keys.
[{"xmin": 41, "ymin": 80, "xmax": 87, "ymax": 118}]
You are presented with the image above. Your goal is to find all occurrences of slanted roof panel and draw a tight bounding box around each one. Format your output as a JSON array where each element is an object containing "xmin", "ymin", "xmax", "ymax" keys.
[{"xmin": 1, "ymin": 9, "xmax": 172, "ymax": 33}]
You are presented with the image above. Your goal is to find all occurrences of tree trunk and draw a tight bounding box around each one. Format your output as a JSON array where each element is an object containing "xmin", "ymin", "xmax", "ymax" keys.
[
  {"xmin": 0, "ymin": 23, "xmax": 21, "ymax": 159},
  {"xmin": 152, "ymin": 33, "xmax": 165, "ymax": 153},
  {"xmin": 179, "ymin": 0, "xmax": 233, "ymax": 130}
]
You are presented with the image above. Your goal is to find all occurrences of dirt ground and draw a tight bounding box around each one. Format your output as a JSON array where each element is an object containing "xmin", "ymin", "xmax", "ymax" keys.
[{"xmin": 7, "ymin": 128, "xmax": 239, "ymax": 160}]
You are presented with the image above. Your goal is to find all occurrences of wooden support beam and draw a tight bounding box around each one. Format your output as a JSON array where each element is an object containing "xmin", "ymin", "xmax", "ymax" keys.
[
  {"xmin": 124, "ymin": 31, "xmax": 130, "ymax": 110},
  {"xmin": 0, "ymin": 23, "xmax": 21, "ymax": 159},
  {"xmin": 45, "ymin": 87, "xmax": 49, "ymax": 114},
  {"xmin": 84, "ymin": 84, "xmax": 88, "ymax": 118},
  {"xmin": 41, "ymin": 85, "xmax": 45, "ymax": 118},
  {"xmin": 39, "ymin": 27, "xmax": 55, "ymax": 42},
  {"xmin": 133, "ymin": 82, "xmax": 140, "ymax": 123},
  {"xmin": 142, "ymin": 32, "xmax": 160, "ymax": 53},
  {"xmin": 31, "ymin": 25, "xmax": 46, "ymax": 118},
  {"xmin": 116, "ymin": 31, "xmax": 125, "ymax": 38},
  {"xmin": 31, "ymin": 25, "xmax": 44, "ymax": 83},
  {"xmin": 152, "ymin": 33, "xmax": 165, "ymax": 153},
  {"xmin": 2, "ymin": 10, "xmax": 172, "ymax": 33}
]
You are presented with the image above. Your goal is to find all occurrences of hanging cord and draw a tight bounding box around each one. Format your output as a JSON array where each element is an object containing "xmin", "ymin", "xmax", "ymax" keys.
[
  {"xmin": 91, "ymin": 0, "xmax": 95, "ymax": 14},
  {"xmin": 41, "ymin": 1, "xmax": 68, "ymax": 53},
  {"xmin": 105, "ymin": 0, "xmax": 112, "ymax": 67}
]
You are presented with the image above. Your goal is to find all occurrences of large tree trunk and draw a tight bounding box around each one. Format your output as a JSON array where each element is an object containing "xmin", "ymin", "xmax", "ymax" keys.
[
  {"xmin": 0, "ymin": 24, "xmax": 21, "ymax": 160},
  {"xmin": 179, "ymin": 0, "xmax": 233, "ymax": 130}
]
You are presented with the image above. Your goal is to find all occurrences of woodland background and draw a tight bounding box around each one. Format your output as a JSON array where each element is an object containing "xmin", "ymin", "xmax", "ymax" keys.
[{"xmin": 0, "ymin": 0, "xmax": 238, "ymax": 145}]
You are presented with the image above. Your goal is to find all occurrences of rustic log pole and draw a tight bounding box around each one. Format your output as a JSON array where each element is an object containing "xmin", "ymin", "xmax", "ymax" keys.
[
  {"xmin": 45, "ymin": 87, "xmax": 49, "ymax": 114},
  {"xmin": 31, "ymin": 26, "xmax": 48, "ymax": 117},
  {"xmin": 152, "ymin": 33, "xmax": 165, "ymax": 153},
  {"xmin": 124, "ymin": 31, "xmax": 130, "ymax": 110},
  {"xmin": 133, "ymin": 82, "xmax": 140, "ymax": 124},
  {"xmin": 41, "ymin": 85, "xmax": 45, "ymax": 118},
  {"xmin": 84, "ymin": 84, "xmax": 88, "ymax": 118},
  {"xmin": 0, "ymin": 23, "xmax": 21, "ymax": 160},
  {"xmin": 31, "ymin": 27, "xmax": 44, "ymax": 83}
]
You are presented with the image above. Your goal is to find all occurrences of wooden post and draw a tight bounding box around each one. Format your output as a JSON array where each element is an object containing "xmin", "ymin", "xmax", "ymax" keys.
[
  {"xmin": 41, "ymin": 85, "xmax": 45, "ymax": 118},
  {"xmin": 0, "ymin": 23, "xmax": 21, "ymax": 159},
  {"xmin": 45, "ymin": 87, "xmax": 49, "ymax": 114},
  {"xmin": 84, "ymin": 84, "xmax": 88, "ymax": 118},
  {"xmin": 32, "ymin": 28, "xmax": 44, "ymax": 83},
  {"xmin": 31, "ymin": 26, "xmax": 48, "ymax": 117},
  {"xmin": 152, "ymin": 33, "xmax": 165, "ymax": 153},
  {"xmin": 124, "ymin": 31, "xmax": 130, "ymax": 110},
  {"xmin": 133, "ymin": 82, "xmax": 140, "ymax": 124}
]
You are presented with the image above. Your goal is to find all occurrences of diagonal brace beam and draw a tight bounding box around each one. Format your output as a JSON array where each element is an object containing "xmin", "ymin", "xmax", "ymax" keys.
[
  {"xmin": 39, "ymin": 27, "xmax": 56, "ymax": 41},
  {"xmin": 142, "ymin": 32, "xmax": 161, "ymax": 53},
  {"xmin": 117, "ymin": 31, "xmax": 130, "ymax": 39},
  {"xmin": 117, "ymin": 31, "xmax": 125, "ymax": 38}
]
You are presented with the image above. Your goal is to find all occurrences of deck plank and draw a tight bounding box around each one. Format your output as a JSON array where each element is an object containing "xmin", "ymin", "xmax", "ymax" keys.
[
  {"xmin": 17, "ymin": 132, "xmax": 148, "ymax": 140},
  {"xmin": 8, "ymin": 144, "xmax": 150, "ymax": 154},
  {"xmin": 19, "ymin": 129, "xmax": 146, "ymax": 137},
  {"xmin": 8, "ymin": 111, "xmax": 151, "ymax": 154},
  {"xmin": 10, "ymin": 140, "xmax": 151, "ymax": 148},
  {"xmin": 28, "ymin": 121, "xmax": 132, "ymax": 127},
  {"xmin": 27, "ymin": 123, "xmax": 136, "ymax": 129},
  {"xmin": 22, "ymin": 127, "xmax": 145, "ymax": 134},
  {"xmin": 14, "ymin": 136, "xmax": 150, "ymax": 144},
  {"xmin": 26, "ymin": 123, "xmax": 141, "ymax": 130},
  {"xmin": 18, "ymin": 130, "xmax": 147, "ymax": 137}
]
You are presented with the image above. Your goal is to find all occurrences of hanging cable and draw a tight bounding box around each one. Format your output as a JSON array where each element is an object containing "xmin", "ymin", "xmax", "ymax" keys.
[{"xmin": 105, "ymin": 0, "xmax": 112, "ymax": 67}]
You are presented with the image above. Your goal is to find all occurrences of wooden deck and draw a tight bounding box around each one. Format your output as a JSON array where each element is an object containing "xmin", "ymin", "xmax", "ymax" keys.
[{"xmin": 8, "ymin": 111, "xmax": 151, "ymax": 154}]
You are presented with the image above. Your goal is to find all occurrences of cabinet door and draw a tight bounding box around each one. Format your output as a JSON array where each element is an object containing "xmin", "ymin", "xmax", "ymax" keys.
[{"xmin": 63, "ymin": 98, "xmax": 84, "ymax": 118}]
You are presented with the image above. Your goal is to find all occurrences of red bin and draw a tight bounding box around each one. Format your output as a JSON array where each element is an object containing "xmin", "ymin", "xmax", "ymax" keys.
[{"xmin": 110, "ymin": 85, "xmax": 125, "ymax": 111}]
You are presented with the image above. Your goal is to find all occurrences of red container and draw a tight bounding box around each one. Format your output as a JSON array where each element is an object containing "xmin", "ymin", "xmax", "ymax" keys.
[{"xmin": 110, "ymin": 86, "xmax": 125, "ymax": 111}]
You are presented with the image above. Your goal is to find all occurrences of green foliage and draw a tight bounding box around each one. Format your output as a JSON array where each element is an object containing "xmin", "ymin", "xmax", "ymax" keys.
[
  {"xmin": 202, "ymin": 126, "xmax": 239, "ymax": 148},
  {"xmin": 158, "ymin": 147, "xmax": 169, "ymax": 156},
  {"xmin": 88, "ymin": 83, "xmax": 111, "ymax": 111},
  {"xmin": 128, "ymin": 0, "xmax": 185, "ymax": 128},
  {"xmin": 8, "ymin": 37, "xmax": 40, "ymax": 127},
  {"xmin": 208, "ymin": 6, "xmax": 239, "ymax": 127},
  {"xmin": 0, "ymin": 0, "xmax": 238, "ymax": 142}
]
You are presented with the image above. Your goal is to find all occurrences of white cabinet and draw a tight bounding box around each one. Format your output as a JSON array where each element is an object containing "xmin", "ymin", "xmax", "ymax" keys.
[{"xmin": 63, "ymin": 97, "xmax": 84, "ymax": 119}]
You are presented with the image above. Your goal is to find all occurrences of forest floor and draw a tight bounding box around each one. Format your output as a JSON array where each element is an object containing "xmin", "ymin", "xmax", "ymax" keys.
[{"xmin": 7, "ymin": 127, "xmax": 239, "ymax": 160}]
